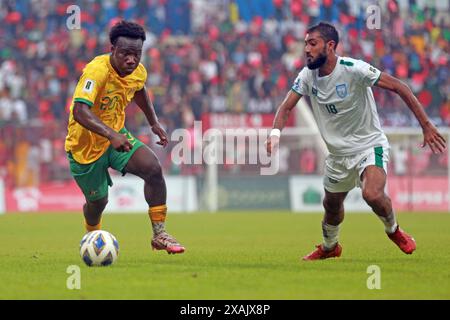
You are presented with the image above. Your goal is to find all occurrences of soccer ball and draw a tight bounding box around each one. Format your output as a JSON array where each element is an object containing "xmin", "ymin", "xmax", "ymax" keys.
[{"xmin": 79, "ymin": 230, "xmax": 119, "ymax": 267}]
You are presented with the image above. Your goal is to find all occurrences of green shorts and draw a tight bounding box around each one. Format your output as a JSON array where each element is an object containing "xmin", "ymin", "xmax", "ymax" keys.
[{"xmin": 67, "ymin": 128, "xmax": 145, "ymax": 201}]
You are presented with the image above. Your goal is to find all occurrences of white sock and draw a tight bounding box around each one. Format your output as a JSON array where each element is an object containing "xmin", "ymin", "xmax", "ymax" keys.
[
  {"xmin": 152, "ymin": 222, "xmax": 165, "ymax": 236},
  {"xmin": 322, "ymin": 222, "xmax": 340, "ymax": 251},
  {"xmin": 378, "ymin": 212, "xmax": 398, "ymax": 234}
]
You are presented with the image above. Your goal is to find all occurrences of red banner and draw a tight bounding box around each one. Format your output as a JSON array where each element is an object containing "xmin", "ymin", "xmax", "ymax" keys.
[
  {"xmin": 388, "ymin": 176, "xmax": 449, "ymax": 212},
  {"xmin": 201, "ymin": 113, "xmax": 296, "ymax": 130},
  {"xmin": 5, "ymin": 180, "xmax": 85, "ymax": 212}
]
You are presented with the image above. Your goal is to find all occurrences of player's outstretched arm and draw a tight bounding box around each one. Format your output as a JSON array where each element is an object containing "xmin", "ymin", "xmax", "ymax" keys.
[
  {"xmin": 73, "ymin": 102, "xmax": 133, "ymax": 152},
  {"xmin": 266, "ymin": 90, "xmax": 302, "ymax": 155},
  {"xmin": 134, "ymin": 87, "xmax": 168, "ymax": 147},
  {"xmin": 375, "ymin": 72, "xmax": 447, "ymax": 154}
]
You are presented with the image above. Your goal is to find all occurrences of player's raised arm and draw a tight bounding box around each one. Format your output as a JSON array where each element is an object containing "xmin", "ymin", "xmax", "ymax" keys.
[
  {"xmin": 133, "ymin": 87, "xmax": 168, "ymax": 148},
  {"xmin": 375, "ymin": 72, "xmax": 447, "ymax": 154},
  {"xmin": 73, "ymin": 102, "xmax": 133, "ymax": 152},
  {"xmin": 266, "ymin": 90, "xmax": 302, "ymax": 155}
]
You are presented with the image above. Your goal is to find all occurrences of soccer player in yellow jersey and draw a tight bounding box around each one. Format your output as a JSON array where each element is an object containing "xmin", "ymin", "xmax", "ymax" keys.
[{"xmin": 65, "ymin": 20, "xmax": 185, "ymax": 254}]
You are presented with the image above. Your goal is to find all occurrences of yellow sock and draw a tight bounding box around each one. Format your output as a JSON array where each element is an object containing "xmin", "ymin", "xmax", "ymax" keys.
[
  {"xmin": 84, "ymin": 219, "xmax": 102, "ymax": 232},
  {"xmin": 148, "ymin": 204, "xmax": 167, "ymax": 223},
  {"xmin": 149, "ymin": 205, "xmax": 167, "ymax": 235}
]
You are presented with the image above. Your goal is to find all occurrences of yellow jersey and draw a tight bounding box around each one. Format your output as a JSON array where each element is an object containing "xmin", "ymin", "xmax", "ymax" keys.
[{"xmin": 65, "ymin": 54, "xmax": 147, "ymax": 164}]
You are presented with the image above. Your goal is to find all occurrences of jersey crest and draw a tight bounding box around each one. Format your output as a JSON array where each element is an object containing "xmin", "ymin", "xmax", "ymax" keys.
[{"xmin": 336, "ymin": 84, "xmax": 347, "ymax": 98}]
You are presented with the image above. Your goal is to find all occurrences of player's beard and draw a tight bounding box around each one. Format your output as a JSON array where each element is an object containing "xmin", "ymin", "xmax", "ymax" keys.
[{"xmin": 307, "ymin": 49, "xmax": 327, "ymax": 70}]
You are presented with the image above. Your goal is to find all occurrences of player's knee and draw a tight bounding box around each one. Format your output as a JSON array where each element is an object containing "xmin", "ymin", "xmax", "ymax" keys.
[
  {"xmin": 88, "ymin": 197, "xmax": 108, "ymax": 211},
  {"xmin": 323, "ymin": 198, "xmax": 343, "ymax": 214},
  {"xmin": 143, "ymin": 162, "xmax": 163, "ymax": 182},
  {"xmin": 362, "ymin": 189, "xmax": 384, "ymax": 206}
]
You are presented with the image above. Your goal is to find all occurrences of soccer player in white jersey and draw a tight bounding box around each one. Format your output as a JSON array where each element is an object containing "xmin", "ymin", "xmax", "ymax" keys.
[{"xmin": 266, "ymin": 22, "xmax": 447, "ymax": 260}]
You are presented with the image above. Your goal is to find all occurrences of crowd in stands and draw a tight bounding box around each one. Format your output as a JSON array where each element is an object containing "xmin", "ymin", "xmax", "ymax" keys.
[{"xmin": 0, "ymin": 0, "xmax": 449, "ymax": 187}]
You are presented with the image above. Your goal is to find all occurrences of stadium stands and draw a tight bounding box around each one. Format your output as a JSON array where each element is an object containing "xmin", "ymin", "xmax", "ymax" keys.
[{"xmin": 0, "ymin": 0, "xmax": 448, "ymax": 187}]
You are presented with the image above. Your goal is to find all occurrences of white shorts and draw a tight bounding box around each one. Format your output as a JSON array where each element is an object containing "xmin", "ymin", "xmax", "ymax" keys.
[{"xmin": 323, "ymin": 145, "xmax": 390, "ymax": 193}]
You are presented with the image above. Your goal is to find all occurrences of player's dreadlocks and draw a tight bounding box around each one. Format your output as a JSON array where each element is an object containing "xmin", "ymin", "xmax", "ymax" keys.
[
  {"xmin": 307, "ymin": 21, "xmax": 339, "ymax": 49},
  {"xmin": 109, "ymin": 20, "xmax": 146, "ymax": 45}
]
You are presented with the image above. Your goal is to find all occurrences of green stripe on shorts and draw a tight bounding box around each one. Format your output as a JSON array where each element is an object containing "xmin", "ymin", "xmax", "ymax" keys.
[{"xmin": 374, "ymin": 146, "xmax": 383, "ymax": 168}]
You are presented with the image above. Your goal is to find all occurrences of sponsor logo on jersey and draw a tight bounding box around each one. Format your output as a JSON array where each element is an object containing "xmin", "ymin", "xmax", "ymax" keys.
[
  {"xmin": 336, "ymin": 83, "xmax": 347, "ymax": 98},
  {"xmin": 312, "ymin": 87, "xmax": 318, "ymax": 96}
]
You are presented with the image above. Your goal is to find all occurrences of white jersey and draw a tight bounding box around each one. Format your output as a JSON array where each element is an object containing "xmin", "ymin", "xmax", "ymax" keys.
[{"xmin": 292, "ymin": 56, "xmax": 389, "ymax": 156}]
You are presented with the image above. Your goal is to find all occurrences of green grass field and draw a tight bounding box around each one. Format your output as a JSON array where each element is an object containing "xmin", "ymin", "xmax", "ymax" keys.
[{"xmin": 0, "ymin": 212, "xmax": 449, "ymax": 300}]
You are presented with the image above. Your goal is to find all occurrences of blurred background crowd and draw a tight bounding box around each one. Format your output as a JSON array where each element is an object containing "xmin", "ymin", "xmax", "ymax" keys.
[{"xmin": 0, "ymin": 0, "xmax": 449, "ymax": 188}]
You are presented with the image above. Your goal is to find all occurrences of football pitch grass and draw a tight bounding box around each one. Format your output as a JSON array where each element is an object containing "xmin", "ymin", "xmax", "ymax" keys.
[{"xmin": 0, "ymin": 212, "xmax": 449, "ymax": 300}]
